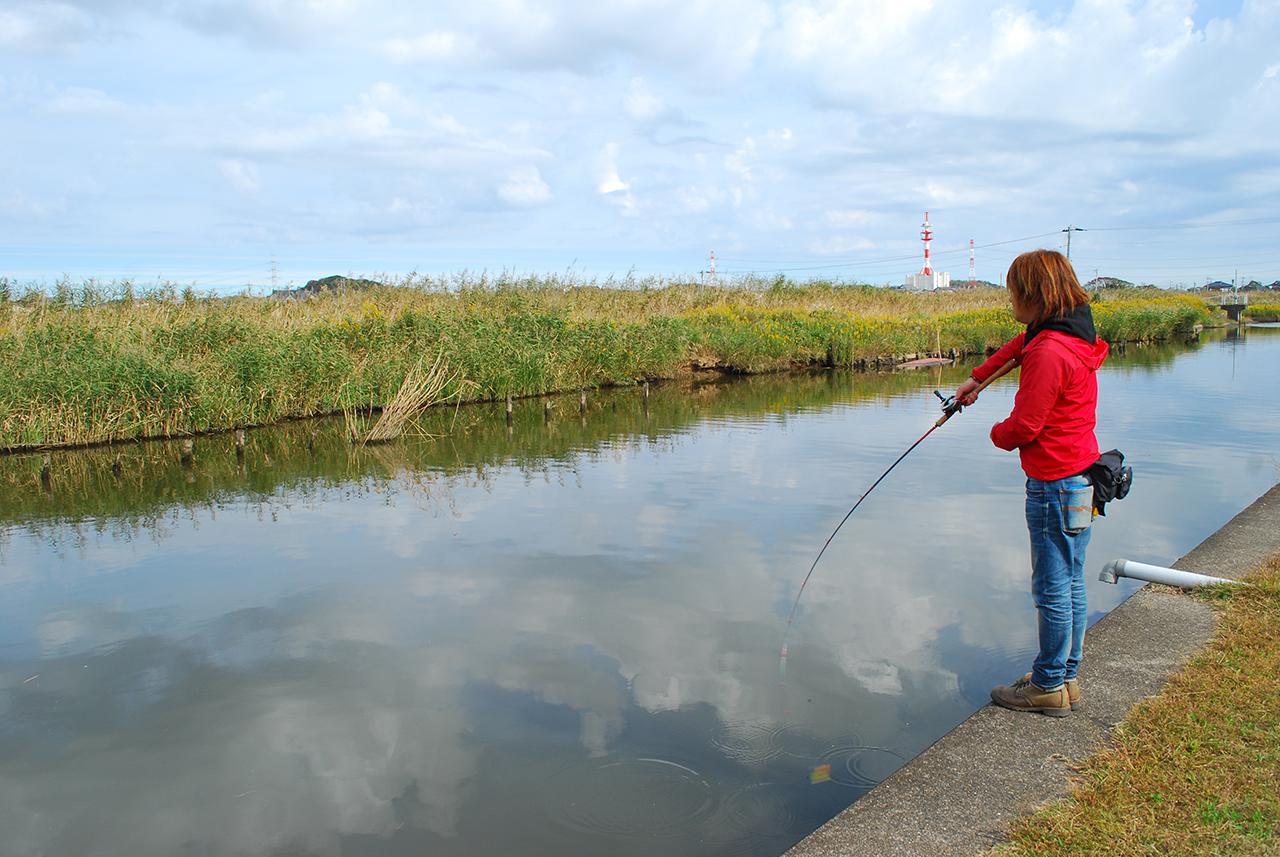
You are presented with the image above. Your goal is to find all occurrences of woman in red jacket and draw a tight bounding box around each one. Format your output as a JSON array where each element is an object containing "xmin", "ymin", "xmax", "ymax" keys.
[{"xmin": 955, "ymin": 249, "xmax": 1108, "ymax": 717}]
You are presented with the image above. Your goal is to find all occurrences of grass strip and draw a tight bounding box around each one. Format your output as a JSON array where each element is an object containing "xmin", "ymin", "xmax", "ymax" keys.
[
  {"xmin": 993, "ymin": 558, "xmax": 1280, "ymax": 856},
  {"xmin": 0, "ymin": 279, "xmax": 1214, "ymax": 450},
  {"xmin": 1243, "ymin": 303, "xmax": 1280, "ymax": 322}
]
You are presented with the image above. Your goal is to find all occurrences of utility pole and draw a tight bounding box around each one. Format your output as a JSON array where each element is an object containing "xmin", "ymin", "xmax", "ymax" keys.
[{"xmin": 1062, "ymin": 225, "xmax": 1085, "ymax": 261}]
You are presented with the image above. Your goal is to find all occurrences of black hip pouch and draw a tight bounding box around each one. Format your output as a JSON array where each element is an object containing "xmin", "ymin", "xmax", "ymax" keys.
[{"xmin": 1084, "ymin": 449, "xmax": 1133, "ymax": 516}]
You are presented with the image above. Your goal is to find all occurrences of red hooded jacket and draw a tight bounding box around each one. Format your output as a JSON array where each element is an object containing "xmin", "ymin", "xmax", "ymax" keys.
[{"xmin": 971, "ymin": 306, "xmax": 1110, "ymax": 480}]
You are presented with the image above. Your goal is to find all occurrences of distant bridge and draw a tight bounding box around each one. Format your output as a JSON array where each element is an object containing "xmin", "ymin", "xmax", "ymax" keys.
[{"xmin": 1207, "ymin": 292, "xmax": 1249, "ymax": 322}]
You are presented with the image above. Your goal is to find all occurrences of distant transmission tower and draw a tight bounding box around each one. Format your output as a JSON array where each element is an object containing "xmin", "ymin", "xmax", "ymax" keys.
[
  {"xmin": 706, "ymin": 249, "xmax": 717, "ymax": 285},
  {"xmin": 920, "ymin": 213, "xmax": 933, "ymax": 277},
  {"xmin": 270, "ymin": 256, "xmax": 279, "ymax": 292},
  {"xmin": 968, "ymin": 238, "xmax": 976, "ymax": 288}
]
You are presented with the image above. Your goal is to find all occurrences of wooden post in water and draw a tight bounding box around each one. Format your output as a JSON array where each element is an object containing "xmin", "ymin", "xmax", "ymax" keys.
[
  {"xmin": 642, "ymin": 381, "xmax": 650, "ymax": 418},
  {"xmin": 506, "ymin": 395, "xmax": 514, "ymax": 426},
  {"xmin": 544, "ymin": 400, "xmax": 552, "ymax": 423},
  {"xmin": 180, "ymin": 439, "xmax": 194, "ymax": 466},
  {"xmin": 40, "ymin": 453, "xmax": 52, "ymax": 489},
  {"xmin": 579, "ymin": 389, "xmax": 587, "ymax": 414},
  {"xmin": 235, "ymin": 430, "xmax": 246, "ymax": 460}
]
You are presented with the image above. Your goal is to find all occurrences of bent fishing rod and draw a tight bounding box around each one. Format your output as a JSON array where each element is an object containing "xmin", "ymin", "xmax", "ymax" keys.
[{"xmin": 779, "ymin": 358, "xmax": 1019, "ymax": 672}]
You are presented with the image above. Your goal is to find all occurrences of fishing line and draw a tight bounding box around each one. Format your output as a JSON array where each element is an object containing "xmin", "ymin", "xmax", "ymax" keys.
[{"xmin": 778, "ymin": 358, "xmax": 1018, "ymax": 674}]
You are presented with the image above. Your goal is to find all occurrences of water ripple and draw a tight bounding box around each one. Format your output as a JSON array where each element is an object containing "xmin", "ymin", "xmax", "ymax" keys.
[{"xmin": 543, "ymin": 756, "xmax": 718, "ymax": 837}]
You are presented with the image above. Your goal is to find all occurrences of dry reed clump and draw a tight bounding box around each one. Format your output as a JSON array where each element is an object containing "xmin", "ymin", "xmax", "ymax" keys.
[{"xmin": 347, "ymin": 352, "xmax": 469, "ymax": 446}]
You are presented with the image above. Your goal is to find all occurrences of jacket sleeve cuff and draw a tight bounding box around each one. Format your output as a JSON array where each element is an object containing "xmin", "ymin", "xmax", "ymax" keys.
[{"xmin": 989, "ymin": 421, "xmax": 1019, "ymax": 451}]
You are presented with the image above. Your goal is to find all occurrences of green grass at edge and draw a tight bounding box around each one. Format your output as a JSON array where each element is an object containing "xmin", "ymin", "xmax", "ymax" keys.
[{"xmin": 991, "ymin": 559, "xmax": 1280, "ymax": 857}]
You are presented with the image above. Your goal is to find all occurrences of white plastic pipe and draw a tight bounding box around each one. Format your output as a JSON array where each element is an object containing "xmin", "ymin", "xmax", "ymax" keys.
[{"xmin": 1099, "ymin": 559, "xmax": 1240, "ymax": 588}]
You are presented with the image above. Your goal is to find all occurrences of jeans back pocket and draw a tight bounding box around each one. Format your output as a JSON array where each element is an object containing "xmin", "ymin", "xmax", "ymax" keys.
[{"xmin": 1060, "ymin": 483, "xmax": 1094, "ymax": 534}]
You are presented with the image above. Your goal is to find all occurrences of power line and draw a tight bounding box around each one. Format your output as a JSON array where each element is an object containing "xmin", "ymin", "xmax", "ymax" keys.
[{"xmin": 717, "ymin": 231, "xmax": 1060, "ymax": 275}]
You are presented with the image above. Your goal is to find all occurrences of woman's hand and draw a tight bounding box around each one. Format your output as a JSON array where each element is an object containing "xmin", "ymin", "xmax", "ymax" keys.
[{"xmin": 955, "ymin": 376, "xmax": 981, "ymax": 406}]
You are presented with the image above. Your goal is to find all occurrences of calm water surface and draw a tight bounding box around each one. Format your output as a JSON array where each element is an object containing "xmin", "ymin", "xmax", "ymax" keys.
[{"xmin": 2, "ymin": 326, "xmax": 1278, "ymax": 857}]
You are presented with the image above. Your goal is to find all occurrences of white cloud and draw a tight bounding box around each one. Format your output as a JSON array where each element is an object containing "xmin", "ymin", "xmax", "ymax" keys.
[
  {"xmin": 47, "ymin": 86, "xmax": 123, "ymax": 114},
  {"xmin": 809, "ymin": 235, "xmax": 875, "ymax": 256},
  {"xmin": 724, "ymin": 137, "xmax": 756, "ymax": 181},
  {"xmin": 497, "ymin": 165, "xmax": 551, "ymax": 206},
  {"xmin": 675, "ymin": 186, "xmax": 719, "ymax": 213},
  {"xmin": 2, "ymin": 1, "xmax": 1278, "ymax": 283},
  {"xmin": 596, "ymin": 143, "xmax": 629, "ymax": 195},
  {"xmin": 774, "ymin": 0, "xmax": 1275, "ymax": 135},
  {"xmin": 245, "ymin": 88, "xmax": 285, "ymax": 111},
  {"xmin": 596, "ymin": 143, "xmax": 638, "ymax": 216},
  {"xmin": 623, "ymin": 76, "xmax": 664, "ymax": 121},
  {"xmin": 219, "ymin": 158, "xmax": 260, "ymax": 193},
  {"xmin": 750, "ymin": 206, "xmax": 792, "ymax": 231},
  {"xmin": 384, "ymin": 30, "xmax": 474, "ymax": 63},
  {"xmin": 0, "ymin": 191, "xmax": 67, "ymax": 219},
  {"xmin": 0, "ymin": 3, "xmax": 93, "ymax": 52},
  {"xmin": 825, "ymin": 209, "xmax": 876, "ymax": 228},
  {"xmin": 924, "ymin": 181, "xmax": 960, "ymax": 204}
]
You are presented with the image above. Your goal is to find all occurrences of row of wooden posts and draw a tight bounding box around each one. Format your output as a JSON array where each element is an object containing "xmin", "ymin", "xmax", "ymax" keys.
[
  {"xmin": 505, "ymin": 382, "xmax": 650, "ymax": 426},
  {"xmin": 34, "ymin": 384, "xmax": 653, "ymax": 484},
  {"xmin": 178, "ymin": 430, "xmax": 248, "ymax": 464}
]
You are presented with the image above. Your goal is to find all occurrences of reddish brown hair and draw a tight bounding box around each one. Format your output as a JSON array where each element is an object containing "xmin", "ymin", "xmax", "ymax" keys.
[{"xmin": 1007, "ymin": 249, "xmax": 1090, "ymax": 322}]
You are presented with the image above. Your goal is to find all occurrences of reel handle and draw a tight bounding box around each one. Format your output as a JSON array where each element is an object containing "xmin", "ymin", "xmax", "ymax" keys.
[{"xmin": 933, "ymin": 358, "xmax": 1020, "ymax": 427}]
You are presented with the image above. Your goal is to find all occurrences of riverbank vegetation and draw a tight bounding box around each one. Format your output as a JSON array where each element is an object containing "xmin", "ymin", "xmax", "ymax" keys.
[
  {"xmin": 994, "ymin": 557, "xmax": 1280, "ymax": 856},
  {"xmin": 0, "ymin": 366, "xmax": 988, "ymax": 537},
  {"xmin": 1243, "ymin": 303, "xmax": 1280, "ymax": 322},
  {"xmin": 0, "ymin": 275, "xmax": 1213, "ymax": 450}
]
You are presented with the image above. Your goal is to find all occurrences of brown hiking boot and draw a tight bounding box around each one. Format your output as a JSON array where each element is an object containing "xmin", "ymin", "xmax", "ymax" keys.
[
  {"xmin": 991, "ymin": 676, "xmax": 1070, "ymax": 717},
  {"xmin": 1021, "ymin": 672, "xmax": 1080, "ymax": 710}
]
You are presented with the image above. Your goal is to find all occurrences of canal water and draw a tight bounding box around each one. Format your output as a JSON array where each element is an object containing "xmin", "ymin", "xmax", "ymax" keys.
[{"xmin": 1, "ymin": 326, "xmax": 1277, "ymax": 857}]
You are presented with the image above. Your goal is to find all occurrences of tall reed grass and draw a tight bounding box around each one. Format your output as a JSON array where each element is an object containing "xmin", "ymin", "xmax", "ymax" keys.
[{"xmin": 0, "ymin": 275, "xmax": 1214, "ymax": 450}]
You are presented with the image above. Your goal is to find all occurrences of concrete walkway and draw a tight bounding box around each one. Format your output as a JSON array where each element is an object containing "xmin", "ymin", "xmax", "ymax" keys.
[{"xmin": 784, "ymin": 482, "xmax": 1280, "ymax": 857}]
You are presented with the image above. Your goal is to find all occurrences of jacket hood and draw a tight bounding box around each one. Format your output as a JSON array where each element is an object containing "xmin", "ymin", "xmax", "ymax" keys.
[{"xmin": 1025, "ymin": 304, "xmax": 1108, "ymax": 369}]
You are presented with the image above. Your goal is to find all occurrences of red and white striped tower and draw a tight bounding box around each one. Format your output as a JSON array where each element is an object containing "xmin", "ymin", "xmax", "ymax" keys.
[
  {"xmin": 919, "ymin": 211, "xmax": 933, "ymax": 276},
  {"xmin": 709, "ymin": 249, "xmax": 717, "ymax": 284},
  {"xmin": 968, "ymin": 238, "xmax": 976, "ymax": 287}
]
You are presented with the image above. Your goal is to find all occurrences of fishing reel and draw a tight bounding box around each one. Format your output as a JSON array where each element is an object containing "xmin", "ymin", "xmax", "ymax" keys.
[{"xmin": 933, "ymin": 389, "xmax": 963, "ymax": 417}]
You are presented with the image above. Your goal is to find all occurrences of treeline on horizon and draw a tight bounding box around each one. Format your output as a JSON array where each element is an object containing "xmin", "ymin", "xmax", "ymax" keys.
[{"xmin": 0, "ymin": 274, "xmax": 1221, "ymax": 451}]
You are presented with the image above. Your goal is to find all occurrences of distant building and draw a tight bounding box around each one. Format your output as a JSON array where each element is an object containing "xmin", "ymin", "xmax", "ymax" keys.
[{"xmin": 907, "ymin": 271, "xmax": 951, "ymax": 290}]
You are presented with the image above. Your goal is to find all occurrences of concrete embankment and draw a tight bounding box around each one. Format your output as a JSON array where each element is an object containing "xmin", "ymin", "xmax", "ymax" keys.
[{"xmin": 785, "ymin": 481, "xmax": 1280, "ymax": 857}]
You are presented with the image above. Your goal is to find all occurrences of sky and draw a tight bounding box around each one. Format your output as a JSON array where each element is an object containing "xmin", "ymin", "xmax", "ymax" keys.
[{"xmin": 1, "ymin": 0, "xmax": 1278, "ymax": 290}]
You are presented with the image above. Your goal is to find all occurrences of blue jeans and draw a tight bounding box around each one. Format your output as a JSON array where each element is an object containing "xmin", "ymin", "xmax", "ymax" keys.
[{"xmin": 1025, "ymin": 475, "xmax": 1093, "ymax": 689}]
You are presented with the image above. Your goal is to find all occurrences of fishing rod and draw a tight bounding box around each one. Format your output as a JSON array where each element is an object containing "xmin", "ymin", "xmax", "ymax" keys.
[{"xmin": 778, "ymin": 358, "xmax": 1019, "ymax": 673}]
